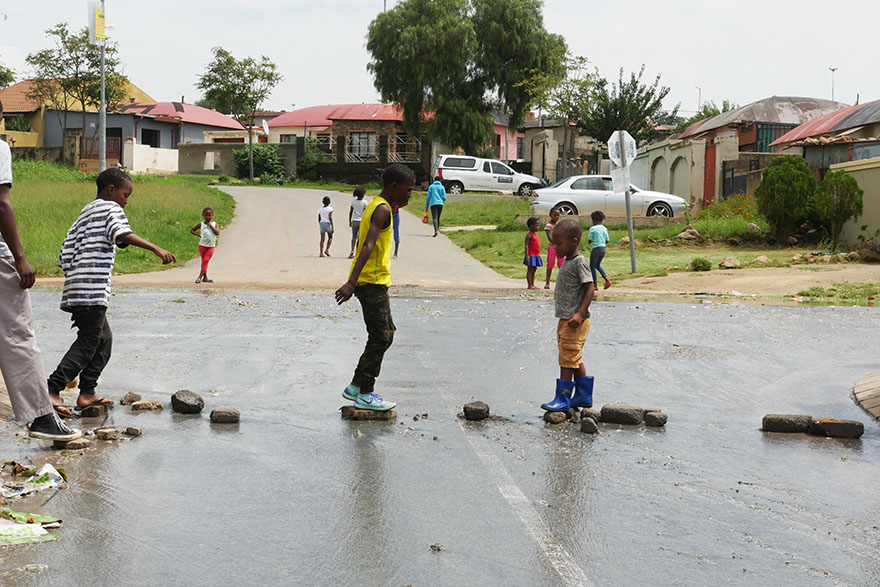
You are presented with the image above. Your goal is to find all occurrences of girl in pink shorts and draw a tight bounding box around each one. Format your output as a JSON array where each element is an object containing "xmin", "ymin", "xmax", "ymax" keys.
[{"xmin": 544, "ymin": 207, "xmax": 564, "ymax": 289}]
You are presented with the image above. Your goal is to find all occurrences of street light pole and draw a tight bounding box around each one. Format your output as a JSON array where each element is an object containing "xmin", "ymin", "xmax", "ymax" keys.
[
  {"xmin": 99, "ymin": 33, "xmax": 106, "ymax": 172},
  {"xmin": 695, "ymin": 85, "xmax": 702, "ymax": 111},
  {"xmin": 829, "ymin": 67, "xmax": 838, "ymax": 102}
]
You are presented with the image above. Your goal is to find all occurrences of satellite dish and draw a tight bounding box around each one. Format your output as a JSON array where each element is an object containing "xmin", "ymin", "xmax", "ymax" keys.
[{"xmin": 261, "ymin": 119, "xmax": 270, "ymax": 137}]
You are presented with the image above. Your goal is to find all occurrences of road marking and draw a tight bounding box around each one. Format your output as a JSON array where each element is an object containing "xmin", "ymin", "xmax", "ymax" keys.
[{"xmin": 459, "ymin": 422, "xmax": 593, "ymax": 587}]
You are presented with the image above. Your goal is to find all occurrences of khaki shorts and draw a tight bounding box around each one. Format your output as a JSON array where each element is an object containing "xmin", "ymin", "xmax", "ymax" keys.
[{"xmin": 557, "ymin": 317, "xmax": 591, "ymax": 368}]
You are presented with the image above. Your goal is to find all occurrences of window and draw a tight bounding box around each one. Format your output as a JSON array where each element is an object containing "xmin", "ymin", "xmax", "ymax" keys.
[
  {"xmin": 483, "ymin": 162, "xmax": 492, "ymax": 172},
  {"xmin": 491, "ymin": 162, "xmax": 512, "ymax": 175},
  {"xmin": 601, "ymin": 178, "xmax": 613, "ymax": 191},
  {"xmin": 571, "ymin": 178, "xmax": 589, "ymax": 190},
  {"xmin": 517, "ymin": 137, "xmax": 524, "ymax": 159},
  {"xmin": 571, "ymin": 177, "xmax": 606, "ymax": 190},
  {"xmin": 279, "ymin": 134, "xmax": 296, "ymax": 143},
  {"xmin": 350, "ymin": 132, "xmax": 376, "ymax": 156},
  {"xmin": 444, "ymin": 157, "xmax": 476, "ymax": 169},
  {"xmin": 141, "ymin": 128, "xmax": 160, "ymax": 148}
]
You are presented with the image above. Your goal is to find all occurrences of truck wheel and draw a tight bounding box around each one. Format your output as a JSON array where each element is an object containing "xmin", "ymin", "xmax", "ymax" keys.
[
  {"xmin": 448, "ymin": 181, "xmax": 464, "ymax": 195},
  {"xmin": 518, "ymin": 183, "xmax": 534, "ymax": 197}
]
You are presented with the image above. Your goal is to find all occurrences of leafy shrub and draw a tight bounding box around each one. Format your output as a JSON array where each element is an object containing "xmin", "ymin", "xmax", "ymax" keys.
[
  {"xmin": 12, "ymin": 160, "xmax": 91, "ymax": 182},
  {"xmin": 5, "ymin": 116, "xmax": 32, "ymax": 132},
  {"xmin": 232, "ymin": 144, "xmax": 285, "ymax": 179},
  {"xmin": 690, "ymin": 257, "xmax": 711, "ymax": 271},
  {"xmin": 814, "ymin": 170, "xmax": 863, "ymax": 251},
  {"xmin": 296, "ymin": 138, "xmax": 333, "ymax": 180},
  {"xmin": 259, "ymin": 172, "xmax": 284, "ymax": 186},
  {"xmin": 495, "ymin": 219, "xmax": 524, "ymax": 232},
  {"xmin": 217, "ymin": 175, "xmax": 229, "ymax": 183},
  {"xmin": 699, "ymin": 192, "xmax": 761, "ymax": 221},
  {"xmin": 755, "ymin": 155, "xmax": 816, "ymax": 239}
]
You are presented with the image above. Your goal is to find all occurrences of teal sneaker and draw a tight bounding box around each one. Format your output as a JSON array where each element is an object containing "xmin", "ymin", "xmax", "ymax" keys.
[
  {"xmin": 342, "ymin": 385, "xmax": 360, "ymax": 402},
  {"xmin": 354, "ymin": 392, "xmax": 396, "ymax": 411}
]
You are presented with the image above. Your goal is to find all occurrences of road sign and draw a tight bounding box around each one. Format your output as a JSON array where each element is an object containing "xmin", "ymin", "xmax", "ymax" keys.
[{"xmin": 607, "ymin": 130, "xmax": 636, "ymax": 168}]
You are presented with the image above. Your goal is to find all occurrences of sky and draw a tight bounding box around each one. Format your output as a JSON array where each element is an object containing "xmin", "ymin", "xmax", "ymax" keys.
[{"xmin": 1, "ymin": 0, "xmax": 877, "ymax": 116}]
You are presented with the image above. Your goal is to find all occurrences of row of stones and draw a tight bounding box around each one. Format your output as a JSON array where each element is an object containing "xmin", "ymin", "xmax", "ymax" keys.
[
  {"xmin": 122, "ymin": 390, "xmax": 239, "ymax": 423},
  {"xmin": 762, "ymin": 414, "xmax": 864, "ymax": 439},
  {"xmin": 55, "ymin": 426, "xmax": 141, "ymax": 450},
  {"xmin": 544, "ymin": 404, "xmax": 668, "ymax": 435}
]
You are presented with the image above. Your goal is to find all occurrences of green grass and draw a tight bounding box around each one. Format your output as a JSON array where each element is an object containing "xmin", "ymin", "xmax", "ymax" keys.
[
  {"xmin": 11, "ymin": 169, "xmax": 234, "ymax": 276},
  {"xmin": 797, "ymin": 283, "xmax": 880, "ymax": 302},
  {"xmin": 447, "ymin": 226, "xmax": 815, "ymax": 281},
  {"xmin": 406, "ymin": 193, "xmax": 532, "ymax": 227}
]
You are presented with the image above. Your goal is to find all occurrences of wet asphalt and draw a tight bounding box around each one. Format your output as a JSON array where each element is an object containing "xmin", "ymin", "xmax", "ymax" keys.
[{"xmin": 1, "ymin": 289, "xmax": 879, "ymax": 586}]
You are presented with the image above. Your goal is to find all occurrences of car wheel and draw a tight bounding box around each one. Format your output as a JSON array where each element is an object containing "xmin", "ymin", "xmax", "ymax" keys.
[
  {"xmin": 518, "ymin": 183, "xmax": 534, "ymax": 197},
  {"xmin": 556, "ymin": 202, "xmax": 578, "ymax": 216},
  {"xmin": 647, "ymin": 202, "xmax": 673, "ymax": 217},
  {"xmin": 448, "ymin": 181, "xmax": 464, "ymax": 195}
]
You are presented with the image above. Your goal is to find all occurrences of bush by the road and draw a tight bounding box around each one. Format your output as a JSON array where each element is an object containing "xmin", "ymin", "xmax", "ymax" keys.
[
  {"xmin": 233, "ymin": 144, "xmax": 285, "ymax": 180},
  {"xmin": 815, "ymin": 170, "xmax": 863, "ymax": 251},
  {"xmin": 755, "ymin": 155, "xmax": 816, "ymax": 239}
]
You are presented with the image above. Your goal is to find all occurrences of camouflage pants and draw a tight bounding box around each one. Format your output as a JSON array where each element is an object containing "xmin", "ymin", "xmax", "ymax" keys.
[{"xmin": 352, "ymin": 284, "xmax": 395, "ymax": 393}]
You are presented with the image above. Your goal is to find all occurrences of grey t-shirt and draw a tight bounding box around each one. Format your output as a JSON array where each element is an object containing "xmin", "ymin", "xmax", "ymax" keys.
[
  {"xmin": 554, "ymin": 254, "xmax": 593, "ymax": 319},
  {"xmin": 0, "ymin": 140, "xmax": 12, "ymax": 258}
]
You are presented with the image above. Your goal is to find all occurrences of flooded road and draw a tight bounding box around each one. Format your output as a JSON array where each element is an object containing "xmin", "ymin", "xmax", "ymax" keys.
[{"xmin": 2, "ymin": 290, "xmax": 879, "ymax": 586}]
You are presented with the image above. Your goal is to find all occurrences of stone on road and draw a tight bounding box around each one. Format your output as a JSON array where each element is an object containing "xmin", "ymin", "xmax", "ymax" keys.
[{"xmin": 171, "ymin": 390, "xmax": 205, "ymax": 414}]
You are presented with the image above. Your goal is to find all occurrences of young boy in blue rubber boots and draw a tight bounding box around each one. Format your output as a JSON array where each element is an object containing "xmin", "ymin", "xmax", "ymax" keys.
[
  {"xmin": 541, "ymin": 219, "xmax": 596, "ymax": 413},
  {"xmin": 335, "ymin": 164, "xmax": 414, "ymax": 411}
]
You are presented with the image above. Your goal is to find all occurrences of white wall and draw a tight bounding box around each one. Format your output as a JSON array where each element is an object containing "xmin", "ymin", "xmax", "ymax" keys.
[{"xmin": 123, "ymin": 137, "xmax": 179, "ymax": 174}]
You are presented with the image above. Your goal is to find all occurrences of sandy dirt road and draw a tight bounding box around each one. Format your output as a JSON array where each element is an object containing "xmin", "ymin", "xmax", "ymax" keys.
[{"xmin": 41, "ymin": 186, "xmax": 519, "ymax": 291}]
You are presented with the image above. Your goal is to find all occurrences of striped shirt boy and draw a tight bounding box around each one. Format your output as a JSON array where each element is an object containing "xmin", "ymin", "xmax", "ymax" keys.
[{"xmin": 59, "ymin": 200, "xmax": 133, "ymax": 310}]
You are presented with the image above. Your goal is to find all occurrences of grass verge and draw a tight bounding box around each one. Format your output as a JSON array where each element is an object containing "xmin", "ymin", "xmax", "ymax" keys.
[
  {"xmin": 11, "ymin": 166, "xmax": 234, "ymax": 276},
  {"xmin": 796, "ymin": 283, "xmax": 880, "ymax": 303}
]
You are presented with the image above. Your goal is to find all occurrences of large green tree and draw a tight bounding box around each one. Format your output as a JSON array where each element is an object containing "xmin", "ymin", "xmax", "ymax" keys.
[
  {"xmin": 367, "ymin": 0, "xmax": 566, "ymax": 155},
  {"xmin": 26, "ymin": 23, "xmax": 128, "ymax": 138},
  {"xmin": 197, "ymin": 47, "xmax": 282, "ymax": 181},
  {"xmin": 0, "ymin": 63, "xmax": 13, "ymax": 89},
  {"xmin": 676, "ymin": 99, "xmax": 738, "ymax": 133},
  {"xmin": 580, "ymin": 65, "xmax": 674, "ymax": 145}
]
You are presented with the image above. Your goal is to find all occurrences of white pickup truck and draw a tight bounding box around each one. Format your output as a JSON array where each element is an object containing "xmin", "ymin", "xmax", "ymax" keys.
[{"xmin": 432, "ymin": 154, "xmax": 544, "ymax": 196}]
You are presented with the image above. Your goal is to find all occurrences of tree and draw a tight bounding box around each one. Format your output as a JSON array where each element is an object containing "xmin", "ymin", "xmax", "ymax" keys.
[
  {"xmin": 26, "ymin": 23, "xmax": 128, "ymax": 139},
  {"xmin": 0, "ymin": 63, "xmax": 13, "ymax": 89},
  {"xmin": 544, "ymin": 56, "xmax": 595, "ymax": 168},
  {"xmin": 814, "ymin": 170, "xmax": 864, "ymax": 251},
  {"xmin": 197, "ymin": 47, "xmax": 282, "ymax": 181},
  {"xmin": 580, "ymin": 65, "xmax": 675, "ymax": 145},
  {"xmin": 676, "ymin": 99, "xmax": 738, "ymax": 133},
  {"xmin": 755, "ymin": 155, "xmax": 816, "ymax": 239},
  {"xmin": 366, "ymin": 0, "xmax": 565, "ymax": 155}
]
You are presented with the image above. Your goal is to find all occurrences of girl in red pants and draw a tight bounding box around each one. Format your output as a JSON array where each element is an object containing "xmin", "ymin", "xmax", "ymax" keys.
[{"xmin": 189, "ymin": 207, "xmax": 219, "ymax": 283}]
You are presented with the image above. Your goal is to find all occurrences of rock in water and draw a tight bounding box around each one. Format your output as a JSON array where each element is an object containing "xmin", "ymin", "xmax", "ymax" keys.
[
  {"xmin": 463, "ymin": 401, "xmax": 490, "ymax": 421},
  {"xmin": 131, "ymin": 400, "xmax": 163, "ymax": 411},
  {"xmin": 55, "ymin": 437, "xmax": 91, "ymax": 450},
  {"xmin": 171, "ymin": 390, "xmax": 205, "ymax": 414},
  {"xmin": 580, "ymin": 417, "xmax": 599, "ymax": 434},
  {"xmin": 645, "ymin": 412, "xmax": 668, "ymax": 427},
  {"xmin": 600, "ymin": 404, "xmax": 643, "ymax": 425},
  {"xmin": 808, "ymin": 418, "xmax": 864, "ymax": 439},
  {"xmin": 762, "ymin": 414, "xmax": 811, "ymax": 433},
  {"xmin": 543, "ymin": 411, "xmax": 567, "ymax": 424},
  {"xmin": 339, "ymin": 406, "xmax": 396, "ymax": 421},
  {"xmin": 120, "ymin": 391, "xmax": 142, "ymax": 405},
  {"xmin": 124, "ymin": 427, "xmax": 142, "ymax": 437},
  {"xmin": 95, "ymin": 428, "xmax": 118, "ymax": 441},
  {"xmin": 581, "ymin": 407, "xmax": 601, "ymax": 422},
  {"xmin": 210, "ymin": 408, "xmax": 240, "ymax": 423}
]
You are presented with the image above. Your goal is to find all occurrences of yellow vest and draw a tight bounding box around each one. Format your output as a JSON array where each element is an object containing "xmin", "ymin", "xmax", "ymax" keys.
[{"xmin": 350, "ymin": 195, "xmax": 392, "ymax": 286}]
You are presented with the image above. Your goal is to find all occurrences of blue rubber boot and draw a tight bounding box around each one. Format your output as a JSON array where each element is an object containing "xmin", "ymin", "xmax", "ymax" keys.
[
  {"xmin": 541, "ymin": 379, "xmax": 574, "ymax": 412},
  {"xmin": 571, "ymin": 375, "xmax": 594, "ymax": 408}
]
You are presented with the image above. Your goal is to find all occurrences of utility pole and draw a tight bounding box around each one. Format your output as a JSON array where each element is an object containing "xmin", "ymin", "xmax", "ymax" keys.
[
  {"xmin": 88, "ymin": 0, "xmax": 107, "ymax": 171},
  {"xmin": 829, "ymin": 67, "xmax": 838, "ymax": 102},
  {"xmin": 695, "ymin": 85, "xmax": 702, "ymax": 112}
]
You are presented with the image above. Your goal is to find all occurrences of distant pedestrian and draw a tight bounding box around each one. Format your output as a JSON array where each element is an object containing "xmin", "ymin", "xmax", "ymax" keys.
[
  {"xmin": 425, "ymin": 178, "xmax": 446, "ymax": 237},
  {"xmin": 348, "ymin": 185, "xmax": 367, "ymax": 259},
  {"xmin": 335, "ymin": 164, "xmax": 415, "ymax": 411},
  {"xmin": 0, "ymin": 99, "xmax": 81, "ymax": 440},
  {"xmin": 190, "ymin": 206, "xmax": 219, "ymax": 283},
  {"xmin": 391, "ymin": 202, "xmax": 401, "ymax": 259},
  {"xmin": 540, "ymin": 219, "xmax": 596, "ymax": 413},
  {"xmin": 588, "ymin": 210, "xmax": 612, "ymax": 290},
  {"xmin": 46, "ymin": 168, "xmax": 176, "ymax": 413},
  {"xmin": 317, "ymin": 196, "xmax": 334, "ymax": 257},
  {"xmin": 543, "ymin": 207, "xmax": 565, "ymax": 289},
  {"xmin": 523, "ymin": 216, "xmax": 543, "ymax": 290}
]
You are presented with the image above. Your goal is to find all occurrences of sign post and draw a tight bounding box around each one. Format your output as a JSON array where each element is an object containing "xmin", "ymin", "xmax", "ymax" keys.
[
  {"xmin": 608, "ymin": 130, "xmax": 637, "ymax": 272},
  {"xmin": 88, "ymin": 0, "xmax": 107, "ymax": 172}
]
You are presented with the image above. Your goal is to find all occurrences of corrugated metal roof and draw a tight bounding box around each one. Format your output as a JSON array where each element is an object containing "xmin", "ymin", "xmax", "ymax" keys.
[
  {"xmin": 114, "ymin": 102, "xmax": 244, "ymax": 130},
  {"xmin": 770, "ymin": 99, "xmax": 880, "ymax": 146},
  {"xmin": 678, "ymin": 96, "xmax": 848, "ymax": 139}
]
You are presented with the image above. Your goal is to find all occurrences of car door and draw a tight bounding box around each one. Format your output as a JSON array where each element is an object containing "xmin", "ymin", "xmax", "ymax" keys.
[
  {"xmin": 602, "ymin": 176, "xmax": 629, "ymax": 216},
  {"xmin": 569, "ymin": 177, "xmax": 606, "ymax": 214},
  {"xmin": 490, "ymin": 161, "xmax": 516, "ymax": 192}
]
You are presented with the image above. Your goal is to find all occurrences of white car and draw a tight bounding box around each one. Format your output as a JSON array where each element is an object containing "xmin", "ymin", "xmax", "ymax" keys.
[
  {"xmin": 530, "ymin": 175, "xmax": 688, "ymax": 217},
  {"xmin": 433, "ymin": 154, "xmax": 544, "ymax": 196}
]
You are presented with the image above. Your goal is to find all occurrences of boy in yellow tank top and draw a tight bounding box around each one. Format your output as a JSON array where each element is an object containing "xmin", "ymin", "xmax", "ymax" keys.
[{"xmin": 335, "ymin": 164, "xmax": 414, "ymax": 411}]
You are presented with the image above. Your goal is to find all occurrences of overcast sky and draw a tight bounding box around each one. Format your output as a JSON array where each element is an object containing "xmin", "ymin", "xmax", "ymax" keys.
[{"xmin": 1, "ymin": 1, "xmax": 876, "ymax": 116}]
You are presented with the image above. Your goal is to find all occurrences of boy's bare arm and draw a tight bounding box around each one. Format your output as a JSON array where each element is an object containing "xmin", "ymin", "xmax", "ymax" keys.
[
  {"xmin": 0, "ymin": 186, "xmax": 35, "ymax": 289},
  {"xmin": 118, "ymin": 233, "xmax": 176, "ymax": 264},
  {"xmin": 567, "ymin": 281, "xmax": 595, "ymax": 328},
  {"xmin": 335, "ymin": 205, "xmax": 390, "ymax": 304},
  {"xmin": 189, "ymin": 223, "xmax": 201, "ymax": 235}
]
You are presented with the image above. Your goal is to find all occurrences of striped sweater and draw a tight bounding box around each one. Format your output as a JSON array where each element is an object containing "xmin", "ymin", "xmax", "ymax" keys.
[{"xmin": 59, "ymin": 199, "xmax": 132, "ymax": 310}]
